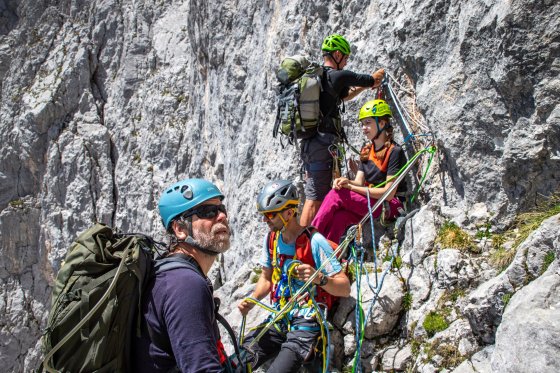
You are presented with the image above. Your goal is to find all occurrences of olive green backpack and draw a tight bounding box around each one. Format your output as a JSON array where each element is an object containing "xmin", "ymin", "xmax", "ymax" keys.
[
  {"xmin": 40, "ymin": 223, "xmax": 157, "ymax": 372},
  {"xmin": 273, "ymin": 55, "xmax": 325, "ymax": 142}
]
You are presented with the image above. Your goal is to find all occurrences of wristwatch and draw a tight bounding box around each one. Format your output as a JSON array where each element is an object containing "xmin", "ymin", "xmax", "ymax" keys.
[{"xmin": 318, "ymin": 273, "xmax": 329, "ymax": 287}]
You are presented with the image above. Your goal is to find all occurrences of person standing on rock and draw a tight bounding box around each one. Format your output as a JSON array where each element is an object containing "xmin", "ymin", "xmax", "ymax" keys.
[
  {"xmin": 312, "ymin": 99, "xmax": 408, "ymax": 244},
  {"xmin": 132, "ymin": 178, "xmax": 233, "ymax": 372},
  {"xmin": 300, "ymin": 34, "xmax": 386, "ymax": 226},
  {"xmin": 237, "ymin": 179, "xmax": 350, "ymax": 372}
]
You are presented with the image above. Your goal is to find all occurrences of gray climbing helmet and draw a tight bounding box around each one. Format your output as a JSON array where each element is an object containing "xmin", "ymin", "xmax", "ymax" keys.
[{"xmin": 256, "ymin": 180, "xmax": 299, "ymax": 213}]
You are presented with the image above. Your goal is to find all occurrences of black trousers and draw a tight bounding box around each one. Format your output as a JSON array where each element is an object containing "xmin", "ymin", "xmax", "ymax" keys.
[{"xmin": 241, "ymin": 316, "xmax": 321, "ymax": 373}]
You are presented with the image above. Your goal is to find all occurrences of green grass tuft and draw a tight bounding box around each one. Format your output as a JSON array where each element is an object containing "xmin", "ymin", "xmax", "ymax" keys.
[
  {"xmin": 410, "ymin": 338, "xmax": 422, "ymax": 356},
  {"xmin": 403, "ymin": 292, "xmax": 413, "ymax": 311},
  {"xmin": 489, "ymin": 193, "xmax": 559, "ymax": 271},
  {"xmin": 9, "ymin": 199, "xmax": 24, "ymax": 208},
  {"xmin": 393, "ymin": 255, "xmax": 403, "ymax": 269},
  {"xmin": 437, "ymin": 221, "xmax": 478, "ymax": 253},
  {"xmin": 438, "ymin": 288, "xmax": 465, "ymax": 307},
  {"xmin": 423, "ymin": 311, "xmax": 449, "ymax": 337},
  {"xmin": 438, "ymin": 342, "xmax": 463, "ymax": 368},
  {"xmin": 502, "ymin": 293, "xmax": 512, "ymax": 308},
  {"xmin": 475, "ymin": 221, "xmax": 492, "ymax": 239},
  {"xmin": 512, "ymin": 195, "xmax": 560, "ymax": 249},
  {"xmin": 541, "ymin": 251, "xmax": 555, "ymax": 275},
  {"xmin": 490, "ymin": 246, "xmax": 517, "ymax": 272}
]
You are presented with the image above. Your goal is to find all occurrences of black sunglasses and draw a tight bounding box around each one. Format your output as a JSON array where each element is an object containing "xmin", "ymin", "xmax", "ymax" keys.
[{"xmin": 183, "ymin": 204, "xmax": 227, "ymax": 220}]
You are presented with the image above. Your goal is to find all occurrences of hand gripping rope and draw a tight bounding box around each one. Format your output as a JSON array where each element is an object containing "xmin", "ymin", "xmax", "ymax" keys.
[{"xmin": 238, "ymin": 260, "xmax": 332, "ymax": 372}]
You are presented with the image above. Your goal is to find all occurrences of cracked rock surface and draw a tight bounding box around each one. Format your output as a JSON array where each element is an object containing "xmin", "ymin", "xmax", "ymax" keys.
[{"xmin": 0, "ymin": 0, "xmax": 559, "ymax": 371}]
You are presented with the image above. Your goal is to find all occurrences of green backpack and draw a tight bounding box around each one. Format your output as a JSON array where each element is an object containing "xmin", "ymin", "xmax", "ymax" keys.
[
  {"xmin": 40, "ymin": 224, "xmax": 245, "ymax": 373},
  {"xmin": 273, "ymin": 55, "xmax": 325, "ymax": 141},
  {"xmin": 40, "ymin": 223, "xmax": 157, "ymax": 372}
]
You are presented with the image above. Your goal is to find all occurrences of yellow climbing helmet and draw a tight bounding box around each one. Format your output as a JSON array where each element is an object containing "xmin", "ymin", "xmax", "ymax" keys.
[{"xmin": 358, "ymin": 99, "xmax": 393, "ymax": 121}]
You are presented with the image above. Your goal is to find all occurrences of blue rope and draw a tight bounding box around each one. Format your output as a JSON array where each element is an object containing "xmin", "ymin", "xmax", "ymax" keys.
[
  {"xmin": 403, "ymin": 133, "xmax": 435, "ymax": 147},
  {"xmin": 345, "ymin": 75, "xmax": 435, "ymax": 372},
  {"xmin": 403, "ymin": 133, "xmax": 415, "ymax": 144},
  {"xmin": 363, "ymin": 241, "xmax": 399, "ymax": 329},
  {"xmin": 351, "ymin": 188, "xmax": 380, "ymax": 373}
]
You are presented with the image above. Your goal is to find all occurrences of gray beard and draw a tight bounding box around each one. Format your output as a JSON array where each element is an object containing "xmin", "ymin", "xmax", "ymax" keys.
[{"xmin": 193, "ymin": 223, "xmax": 231, "ymax": 254}]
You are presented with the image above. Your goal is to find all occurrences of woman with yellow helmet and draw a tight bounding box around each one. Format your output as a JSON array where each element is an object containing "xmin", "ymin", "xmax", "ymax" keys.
[{"xmin": 311, "ymin": 99, "xmax": 408, "ymax": 243}]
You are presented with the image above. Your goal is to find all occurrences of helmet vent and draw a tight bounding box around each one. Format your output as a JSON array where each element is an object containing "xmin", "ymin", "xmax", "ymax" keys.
[
  {"xmin": 181, "ymin": 185, "xmax": 193, "ymax": 199},
  {"xmin": 265, "ymin": 195, "xmax": 274, "ymax": 207}
]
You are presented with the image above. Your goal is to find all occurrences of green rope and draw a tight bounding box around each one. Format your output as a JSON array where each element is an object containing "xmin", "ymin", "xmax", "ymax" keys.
[
  {"xmin": 370, "ymin": 145, "xmax": 435, "ymax": 189},
  {"xmin": 410, "ymin": 145, "xmax": 437, "ymax": 203}
]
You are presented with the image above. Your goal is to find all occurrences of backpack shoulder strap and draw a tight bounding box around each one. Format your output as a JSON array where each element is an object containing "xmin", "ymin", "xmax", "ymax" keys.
[
  {"xmin": 368, "ymin": 143, "xmax": 395, "ymax": 173},
  {"xmin": 155, "ymin": 253, "xmax": 204, "ymax": 277},
  {"xmin": 215, "ymin": 313, "xmax": 243, "ymax": 369},
  {"xmin": 145, "ymin": 254, "xmax": 207, "ymax": 357},
  {"xmin": 145, "ymin": 307, "xmax": 241, "ymax": 373},
  {"xmin": 295, "ymin": 227, "xmax": 316, "ymax": 267},
  {"xmin": 321, "ymin": 67, "xmax": 337, "ymax": 98},
  {"xmin": 266, "ymin": 231, "xmax": 276, "ymax": 255},
  {"xmin": 267, "ymin": 231, "xmax": 279, "ymax": 268},
  {"xmin": 304, "ymin": 226, "xmax": 339, "ymax": 254}
]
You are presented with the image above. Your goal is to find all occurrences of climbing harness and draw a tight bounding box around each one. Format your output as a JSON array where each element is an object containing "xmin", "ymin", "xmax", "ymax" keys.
[
  {"xmin": 238, "ymin": 272, "xmax": 332, "ymax": 372},
  {"xmin": 240, "ymin": 227, "xmax": 341, "ymax": 371}
]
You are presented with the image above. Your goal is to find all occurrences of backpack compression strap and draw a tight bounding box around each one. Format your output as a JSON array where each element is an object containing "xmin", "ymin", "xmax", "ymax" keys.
[{"xmin": 40, "ymin": 244, "xmax": 134, "ymax": 373}]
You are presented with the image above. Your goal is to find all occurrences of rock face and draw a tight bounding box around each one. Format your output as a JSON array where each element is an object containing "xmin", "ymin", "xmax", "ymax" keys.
[
  {"xmin": 490, "ymin": 263, "xmax": 560, "ymax": 373},
  {"xmin": 0, "ymin": 0, "xmax": 559, "ymax": 371},
  {"xmin": 463, "ymin": 215, "xmax": 560, "ymax": 344},
  {"xmin": 335, "ymin": 272, "xmax": 404, "ymax": 338}
]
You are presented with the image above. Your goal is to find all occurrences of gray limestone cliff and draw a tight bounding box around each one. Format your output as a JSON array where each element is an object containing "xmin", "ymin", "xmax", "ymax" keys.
[{"xmin": 0, "ymin": 0, "xmax": 559, "ymax": 371}]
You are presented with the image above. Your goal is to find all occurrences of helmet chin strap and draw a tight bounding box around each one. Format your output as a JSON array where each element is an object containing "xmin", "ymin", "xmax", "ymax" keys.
[
  {"xmin": 172, "ymin": 218, "xmax": 221, "ymax": 257},
  {"xmin": 372, "ymin": 117, "xmax": 388, "ymax": 140},
  {"xmin": 324, "ymin": 52, "xmax": 343, "ymax": 69},
  {"xmin": 278, "ymin": 214, "xmax": 289, "ymax": 232},
  {"xmin": 278, "ymin": 208, "xmax": 295, "ymax": 232}
]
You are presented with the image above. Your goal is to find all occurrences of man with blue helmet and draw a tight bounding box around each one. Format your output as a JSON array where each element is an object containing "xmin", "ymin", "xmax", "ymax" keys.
[{"xmin": 133, "ymin": 178, "xmax": 233, "ymax": 372}]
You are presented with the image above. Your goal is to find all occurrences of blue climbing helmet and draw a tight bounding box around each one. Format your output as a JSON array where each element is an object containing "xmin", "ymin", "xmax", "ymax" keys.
[{"xmin": 158, "ymin": 178, "xmax": 224, "ymax": 230}]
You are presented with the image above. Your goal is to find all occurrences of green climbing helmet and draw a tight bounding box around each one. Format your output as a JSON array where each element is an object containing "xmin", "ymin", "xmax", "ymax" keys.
[
  {"xmin": 358, "ymin": 99, "xmax": 393, "ymax": 121},
  {"xmin": 321, "ymin": 34, "xmax": 351, "ymax": 56}
]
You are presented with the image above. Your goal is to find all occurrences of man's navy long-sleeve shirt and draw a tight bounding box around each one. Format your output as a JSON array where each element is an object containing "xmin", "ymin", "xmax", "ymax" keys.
[{"xmin": 132, "ymin": 263, "xmax": 223, "ymax": 372}]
